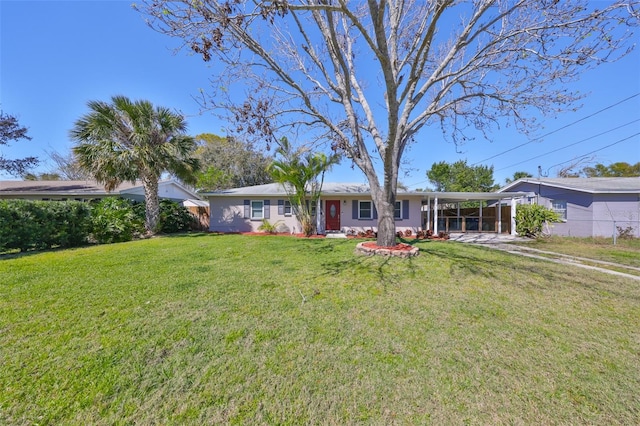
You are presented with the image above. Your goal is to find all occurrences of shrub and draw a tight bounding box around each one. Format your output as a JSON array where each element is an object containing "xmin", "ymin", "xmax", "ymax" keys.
[
  {"xmin": 515, "ymin": 204, "xmax": 561, "ymax": 238},
  {"xmin": 90, "ymin": 197, "xmax": 144, "ymax": 244},
  {"xmin": 616, "ymin": 225, "xmax": 636, "ymax": 240},
  {"xmin": 258, "ymin": 219, "xmax": 284, "ymax": 234},
  {"xmin": 157, "ymin": 199, "xmax": 196, "ymax": 233},
  {"xmin": 0, "ymin": 200, "xmax": 91, "ymax": 252}
]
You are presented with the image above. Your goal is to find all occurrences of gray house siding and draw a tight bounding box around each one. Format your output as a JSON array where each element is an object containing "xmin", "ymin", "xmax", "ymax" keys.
[
  {"xmin": 592, "ymin": 193, "xmax": 640, "ymax": 238},
  {"xmin": 539, "ymin": 186, "xmax": 593, "ymax": 237},
  {"xmin": 504, "ymin": 179, "xmax": 640, "ymax": 238}
]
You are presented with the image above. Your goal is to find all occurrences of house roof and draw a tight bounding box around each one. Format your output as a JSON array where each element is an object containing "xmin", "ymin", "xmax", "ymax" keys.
[
  {"xmin": 0, "ymin": 179, "xmax": 200, "ymax": 199},
  {"xmin": 183, "ymin": 199, "xmax": 209, "ymax": 207},
  {"xmin": 203, "ymin": 182, "xmax": 528, "ymax": 200},
  {"xmin": 0, "ymin": 180, "xmax": 138, "ymax": 196},
  {"xmin": 499, "ymin": 177, "xmax": 640, "ymax": 194},
  {"xmin": 203, "ymin": 182, "xmax": 426, "ymax": 197}
]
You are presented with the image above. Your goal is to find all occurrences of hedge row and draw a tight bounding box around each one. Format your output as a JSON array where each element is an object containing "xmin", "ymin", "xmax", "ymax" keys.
[
  {"xmin": 0, "ymin": 200, "xmax": 91, "ymax": 252},
  {"xmin": 0, "ymin": 198, "xmax": 197, "ymax": 253}
]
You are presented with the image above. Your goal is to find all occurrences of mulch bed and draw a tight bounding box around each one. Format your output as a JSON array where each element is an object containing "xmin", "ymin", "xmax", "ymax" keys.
[
  {"xmin": 360, "ymin": 241, "xmax": 414, "ymax": 251},
  {"xmin": 355, "ymin": 241, "xmax": 420, "ymax": 258}
]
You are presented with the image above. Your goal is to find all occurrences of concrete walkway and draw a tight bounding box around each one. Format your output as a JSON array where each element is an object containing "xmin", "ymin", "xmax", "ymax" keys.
[
  {"xmin": 329, "ymin": 231, "xmax": 639, "ymax": 281},
  {"xmin": 448, "ymin": 233, "xmax": 530, "ymax": 244},
  {"xmin": 496, "ymin": 245, "xmax": 640, "ymax": 281}
]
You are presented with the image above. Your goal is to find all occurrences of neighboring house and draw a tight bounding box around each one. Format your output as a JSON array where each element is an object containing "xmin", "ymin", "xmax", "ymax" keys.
[
  {"xmin": 499, "ymin": 177, "xmax": 640, "ymax": 238},
  {"xmin": 203, "ymin": 182, "xmax": 423, "ymax": 234},
  {"xmin": 0, "ymin": 179, "xmax": 200, "ymax": 203}
]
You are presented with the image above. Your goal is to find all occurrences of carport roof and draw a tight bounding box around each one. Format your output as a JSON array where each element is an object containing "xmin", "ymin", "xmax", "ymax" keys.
[{"xmin": 421, "ymin": 191, "xmax": 529, "ymax": 202}]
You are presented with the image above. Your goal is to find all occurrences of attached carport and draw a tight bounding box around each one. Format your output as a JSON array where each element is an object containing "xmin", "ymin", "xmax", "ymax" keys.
[{"xmin": 422, "ymin": 192, "xmax": 529, "ymax": 236}]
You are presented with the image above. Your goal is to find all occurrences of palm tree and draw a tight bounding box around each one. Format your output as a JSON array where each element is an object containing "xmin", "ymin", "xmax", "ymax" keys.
[
  {"xmin": 70, "ymin": 96, "xmax": 200, "ymax": 234},
  {"xmin": 269, "ymin": 138, "xmax": 340, "ymax": 236}
]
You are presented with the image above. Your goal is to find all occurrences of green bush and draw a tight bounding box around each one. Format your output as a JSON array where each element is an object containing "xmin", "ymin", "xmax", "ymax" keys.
[
  {"xmin": 90, "ymin": 197, "xmax": 144, "ymax": 244},
  {"xmin": 157, "ymin": 199, "xmax": 196, "ymax": 233},
  {"xmin": 257, "ymin": 219, "xmax": 284, "ymax": 234},
  {"xmin": 0, "ymin": 200, "xmax": 91, "ymax": 252},
  {"xmin": 515, "ymin": 203, "xmax": 561, "ymax": 238},
  {"xmin": 0, "ymin": 197, "xmax": 196, "ymax": 253}
]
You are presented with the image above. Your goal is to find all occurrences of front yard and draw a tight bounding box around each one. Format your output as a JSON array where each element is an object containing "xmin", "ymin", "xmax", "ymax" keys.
[{"xmin": 1, "ymin": 234, "xmax": 639, "ymax": 424}]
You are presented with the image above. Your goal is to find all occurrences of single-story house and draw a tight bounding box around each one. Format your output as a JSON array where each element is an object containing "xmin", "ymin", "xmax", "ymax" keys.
[
  {"xmin": 499, "ymin": 177, "xmax": 640, "ymax": 238},
  {"xmin": 203, "ymin": 182, "xmax": 528, "ymax": 235},
  {"xmin": 0, "ymin": 179, "xmax": 200, "ymax": 204},
  {"xmin": 204, "ymin": 182, "xmax": 423, "ymax": 234}
]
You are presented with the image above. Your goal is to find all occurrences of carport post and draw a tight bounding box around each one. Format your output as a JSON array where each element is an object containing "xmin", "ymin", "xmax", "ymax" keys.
[
  {"xmin": 497, "ymin": 199, "xmax": 502, "ymax": 234},
  {"xmin": 434, "ymin": 196, "xmax": 439, "ymax": 234},
  {"xmin": 426, "ymin": 196, "xmax": 431, "ymax": 231},
  {"xmin": 510, "ymin": 197, "xmax": 517, "ymax": 236}
]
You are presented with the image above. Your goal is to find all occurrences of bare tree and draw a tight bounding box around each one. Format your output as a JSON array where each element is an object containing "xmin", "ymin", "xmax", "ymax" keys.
[
  {"xmin": 46, "ymin": 150, "xmax": 93, "ymax": 180},
  {"xmin": 553, "ymin": 156, "xmax": 596, "ymax": 178},
  {"xmin": 140, "ymin": 0, "xmax": 638, "ymax": 246}
]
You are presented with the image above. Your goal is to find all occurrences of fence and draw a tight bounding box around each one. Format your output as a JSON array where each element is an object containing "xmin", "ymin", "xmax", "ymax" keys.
[
  {"xmin": 549, "ymin": 218, "xmax": 639, "ymax": 244},
  {"xmin": 187, "ymin": 206, "xmax": 210, "ymax": 231}
]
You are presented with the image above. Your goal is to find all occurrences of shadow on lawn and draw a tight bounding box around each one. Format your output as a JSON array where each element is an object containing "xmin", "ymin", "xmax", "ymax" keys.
[
  {"xmin": 162, "ymin": 231, "xmax": 219, "ymax": 238},
  {"xmin": 424, "ymin": 243, "xmax": 635, "ymax": 297},
  {"xmin": 318, "ymin": 241, "xmax": 423, "ymax": 286},
  {"xmin": 0, "ymin": 244, "xmax": 92, "ymax": 260}
]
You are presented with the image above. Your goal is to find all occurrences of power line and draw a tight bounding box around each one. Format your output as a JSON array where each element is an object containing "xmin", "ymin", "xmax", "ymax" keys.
[
  {"xmin": 406, "ymin": 93, "xmax": 640, "ymax": 188},
  {"xmin": 544, "ymin": 132, "xmax": 640, "ymax": 174},
  {"xmin": 470, "ymin": 92, "xmax": 640, "ymax": 166},
  {"xmin": 496, "ymin": 118, "xmax": 640, "ymax": 171}
]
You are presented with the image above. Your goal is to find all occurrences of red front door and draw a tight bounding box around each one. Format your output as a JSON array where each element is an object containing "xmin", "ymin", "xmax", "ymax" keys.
[{"xmin": 325, "ymin": 200, "xmax": 341, "ymax": 231}]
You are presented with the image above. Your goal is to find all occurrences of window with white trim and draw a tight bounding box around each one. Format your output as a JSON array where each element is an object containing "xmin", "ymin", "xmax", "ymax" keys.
[
  {"xmin": 284, "ymin": 200, "xmax": 292, "ymax": 216},
  {"xmin": 358, "ymin": 200, "xmax": 372, "ymax": 219},
  {"xmin": 550, "ymin": 200, "xmax": 567, "ymax": 221},
  {"xmin": 394, "ymin": 201, "xmax": 402, "ymax": 219},
  {"xmin": 251, "ymin": 200, "xmax": 264, "ymax": 219}
]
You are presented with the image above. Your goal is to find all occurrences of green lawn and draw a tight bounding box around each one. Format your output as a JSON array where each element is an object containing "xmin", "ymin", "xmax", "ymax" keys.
[
  {"xmin": 521, "ymin": 236, "xmax": 640, "ymax": 268},
  {"xmin": 1, "ymin": 235, "xmax": 639, "ymax": 424}
]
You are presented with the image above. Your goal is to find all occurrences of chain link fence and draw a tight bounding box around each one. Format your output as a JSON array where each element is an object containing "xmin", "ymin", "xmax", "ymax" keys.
[{"xmin": 550, "ymin": 218, "xmax": 639, "ymax": 244}]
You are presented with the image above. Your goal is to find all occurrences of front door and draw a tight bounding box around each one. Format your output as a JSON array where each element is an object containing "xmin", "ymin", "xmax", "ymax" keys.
[{"xmin": 325, "ymin": 200, "xmax": 341, "ymax": 231}]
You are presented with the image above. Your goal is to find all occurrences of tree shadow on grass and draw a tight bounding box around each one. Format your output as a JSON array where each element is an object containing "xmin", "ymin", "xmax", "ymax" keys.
[
  {"xmin": 425, "ymin": 243, "xmax": 640, "ymax": 300},
  {"xmin": 318, "ymin": 243, "xmax": 422, "ymax": 287},
  {"xmin": 0, "ymin": 244, "xmax": 95, "ymax": 260},
  {"xmin": 161, "ymin": 231, "xmax": 219, "ymax": 238}
]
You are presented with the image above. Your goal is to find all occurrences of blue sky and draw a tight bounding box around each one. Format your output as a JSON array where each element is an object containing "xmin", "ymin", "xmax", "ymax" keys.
[{"xmin": 1, "ymin": 0, "xmax": 639, "ymax": 188}]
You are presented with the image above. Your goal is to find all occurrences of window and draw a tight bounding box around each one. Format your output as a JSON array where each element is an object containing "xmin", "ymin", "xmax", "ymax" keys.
[
  {"xmin": 358, "ymin": 201, "xmax": 372, "ymax": 219},
  {"xmin": 284, "ymin": 200, "xmax": 292, "ymax": 216},
  {"xmin": 394, "ymin": 201, "xmax": 402, "ymax": 219},
  {"xmin": 251, "ymin": 200, "xmax": 264, "ymax": 219},
  {"xmin": 551, "ymin": 200, "xmax": 567, "ymax": 221}
]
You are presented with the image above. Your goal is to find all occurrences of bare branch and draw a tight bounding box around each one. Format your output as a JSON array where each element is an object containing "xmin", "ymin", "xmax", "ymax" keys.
[{"xmin": 139, "ymin": 0, "xmax": 639, "ymax": 246}]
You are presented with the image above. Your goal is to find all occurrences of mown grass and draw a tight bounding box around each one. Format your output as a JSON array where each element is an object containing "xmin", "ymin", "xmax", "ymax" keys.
[
  {"xmin": 522, "ymin": 236, "xmax": 640, "ymax": 268},
  {"xmin": 1, "ymin": 234, "xmax": 639, "ymax": 424}
]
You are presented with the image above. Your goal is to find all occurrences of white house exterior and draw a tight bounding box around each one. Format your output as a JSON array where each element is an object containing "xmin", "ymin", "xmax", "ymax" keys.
[{"xmin": 0, "ymin": 179, "xmax": 200, "ymax": 203}]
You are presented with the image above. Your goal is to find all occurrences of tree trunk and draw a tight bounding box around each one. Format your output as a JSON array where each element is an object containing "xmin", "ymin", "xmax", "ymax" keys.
[
  {"xmin": 375, "ymin": 197, "xmax": 396, "ymax": 247},
  {"xmin": 367, "ymin": 187, "xmax": 400, "ymax": 246},
  {"xmin": 142, "ymin": 174, "xmax": 160, "ymax": 234}
]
